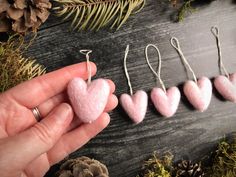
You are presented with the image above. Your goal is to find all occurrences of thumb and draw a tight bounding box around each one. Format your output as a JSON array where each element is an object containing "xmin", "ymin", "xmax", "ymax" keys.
[{"xmin": 0, "ymin": 103, "xmax": 73, "ymax": 170}]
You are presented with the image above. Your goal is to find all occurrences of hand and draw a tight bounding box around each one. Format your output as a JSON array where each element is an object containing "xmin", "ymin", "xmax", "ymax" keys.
[{"xmin": 0, "ymin": 62, "xmax": 118, "ymax": 177}]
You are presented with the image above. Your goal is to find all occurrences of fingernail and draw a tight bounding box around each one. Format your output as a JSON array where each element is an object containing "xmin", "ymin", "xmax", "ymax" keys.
[{"xmin": 54, "ymin": 103, "xmax": 73, "ymax": 123}]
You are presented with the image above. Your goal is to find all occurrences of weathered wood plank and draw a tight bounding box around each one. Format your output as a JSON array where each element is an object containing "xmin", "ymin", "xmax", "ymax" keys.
[{"xmin": 24, "ymin": 0, "xmax": 236, "ymax": 176}]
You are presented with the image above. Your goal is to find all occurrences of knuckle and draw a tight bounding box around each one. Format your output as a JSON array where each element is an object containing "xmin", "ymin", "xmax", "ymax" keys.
[
  {"xmin": 31, "ymin": 122, "xmax": 54, "ymax": 148},
  {"xmin": 37, "ymin": 77, "xmax": 56, "ymax": 94}
]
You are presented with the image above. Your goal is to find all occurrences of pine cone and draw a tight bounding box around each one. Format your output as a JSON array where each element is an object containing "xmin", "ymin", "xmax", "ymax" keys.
[
  {"xmin": 175, "ymin": 160, "xmax": 204, "ymax": 177},
  {"xmin": 0, "ymin": 0, "xmax": 51, "ymax": 34},
  {"xmin": 56, "ymin": 156, "xmax": 109, "ymax": 177}
]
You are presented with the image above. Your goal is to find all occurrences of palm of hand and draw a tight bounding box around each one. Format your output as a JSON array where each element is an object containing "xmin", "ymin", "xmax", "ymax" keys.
[
  {"xmin": 0, "ymin": 62, "xmax": 117, "ymax": 177},
  {"xmin": 0, "ymin": 97, "xmax": 50, "ymax": 177}
]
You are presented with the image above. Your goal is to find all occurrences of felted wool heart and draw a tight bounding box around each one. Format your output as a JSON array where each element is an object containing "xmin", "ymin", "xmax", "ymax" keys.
[
  {"xmin": 120, "ymin": 90, "xmax": 148, "ymax": 124},
  {"xmin": 67, "ymin": 78, "xmax": 110, "ymax": 123},
  {"xmin": 183, "ymin": 77, "xmax": 212, "ymax": 112},
  {"xmin": 214, "ymin": 72, "xmax": 236, "ymax": 102},
  {"xmin": 151, "ymin": 87, "xmax": 180, "ymax": 117}
]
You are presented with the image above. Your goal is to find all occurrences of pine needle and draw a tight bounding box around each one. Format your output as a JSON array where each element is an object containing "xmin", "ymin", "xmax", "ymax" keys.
[
  {"xmin": 53, "ymin": 0, "xmax": 145, "ymax": 31},
  {"xmin": 0, "ymin": 36, "xmax": 46, "ymax": 92}
]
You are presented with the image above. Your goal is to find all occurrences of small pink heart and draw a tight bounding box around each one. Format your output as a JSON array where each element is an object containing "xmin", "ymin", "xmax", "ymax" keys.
[
  {"xmin": 120, "ymin": 90, "xmax": 148, "ymax": 124},
  {"xmin": 214, "ymin": 72, "xmax": 236, "ymax": 103},
  {"xmin": 67, "ymin": 78, "xmax": 110, "ymax": 123},
  {"xmin": 183, "ymin": 77, "xmax": 212, "ymax": 112},
  {"xmin": 151, "ymin": 87, "xmax": 180, "ymax": 117}
]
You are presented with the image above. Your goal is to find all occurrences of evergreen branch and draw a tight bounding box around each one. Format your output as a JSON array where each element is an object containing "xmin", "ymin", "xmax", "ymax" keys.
[{"xmin": 53, "ymin": 0, "xmax": 145, "ymax": 31}]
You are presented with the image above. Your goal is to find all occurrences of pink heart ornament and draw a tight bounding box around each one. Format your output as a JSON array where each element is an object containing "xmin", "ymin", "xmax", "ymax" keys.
[
  {"xmin": 214, "ymin": 72, "xmax": 236, "ymax": 103},
  {"xmin": 120, "ymin": 90, "xmax": 148, "ymax": 124},
  {"xmin": 151, "ymin": 86, "xmax": 180, "ymax": 117},
  {"xmin": 67, "ymin": 78, "xmax": 110, "ymax": 123},
  {"xmin": 183, "ymin": 77, "xmax": 212, "ymax": 112}
]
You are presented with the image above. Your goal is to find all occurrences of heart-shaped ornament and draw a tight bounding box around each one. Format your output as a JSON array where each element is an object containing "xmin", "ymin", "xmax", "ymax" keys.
[
  {"xmin": 120, "ymin": 90, "xmax": 148, "ymax": 124},
  {"xmin": 214, "ymin": 72, "xmax": 236, "ymax": 102},
  {"xmin": 151, "ymin": 86, "xmax": 180, "ymax": 117},
  {"xmin": 67, "ymin": 78, "xmax": 110, "ymax": 123},
  {"xmin": 183, "ymin": 77, "xmax": 212, "ymax": 112}
]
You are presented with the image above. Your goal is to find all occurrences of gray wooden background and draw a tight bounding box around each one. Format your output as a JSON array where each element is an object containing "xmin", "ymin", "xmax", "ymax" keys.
[{"xmin": 26, "ymin": 0, "xmax": 236, "ymax": 176}]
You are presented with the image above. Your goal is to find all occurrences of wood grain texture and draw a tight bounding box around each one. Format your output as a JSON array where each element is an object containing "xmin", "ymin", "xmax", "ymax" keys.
[{"xmin": 26, "ymin": 0, "xmax": 236, "ymax": 176}]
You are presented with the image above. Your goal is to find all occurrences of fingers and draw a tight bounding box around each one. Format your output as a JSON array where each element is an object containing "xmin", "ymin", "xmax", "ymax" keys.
[
  {"xmin": 24, "ymin": 154, "xmax": 50, "ymax": 177},
  {"xmin": 37, "ymin": 93, "xmax": 68, "ymax": 118},
  {"xmin": 0, "ymin": 103, "xmax": 73, "ymax": 170},
  {"xmin": 106, "ymin": 79, "xmax": 115, "ymax": 94},
  {"xmin": 47, "ymin": 113, "xmax": 110, "ymax": 165},
  {"xmin": 38, "ymin": 93, "xmax": 117, "ymax": 119},
  {"xmin": 66, "ymin": 94, "xmax": 117, "ymax": 132},
  {"xmin": 37, "ymin": 79, "xmax": 116, "ymax": 118},
  {"xmin": 104, "ymin": 94, "xmax": 118, "ymax": 112},
  {"xmin": 5, "ymin": 62, "xmax": 97, "ymax": 108},
  {"xmin": 21, "ymin": 79, "xmax": 116, "ymax": 137}
]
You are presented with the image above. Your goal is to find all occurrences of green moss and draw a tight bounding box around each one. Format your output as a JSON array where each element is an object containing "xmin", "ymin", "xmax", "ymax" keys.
[
  {"xmin": 138, "ymin": 153, "xmax": 173, "ymax": 177},
  {"xmin": 177, "ymin": 0, "xmax": 196, "ymax": 22},
  {"xmin": 206, "ymin": 138, "xmax": 236, "ymax": 177},
  {"xmin": 0, "ymin": 35, "xmax": 46, "ymax": 92},
  {"xmin": 138, "ymin": 137, "xmax": 236, "ymax": 177}
]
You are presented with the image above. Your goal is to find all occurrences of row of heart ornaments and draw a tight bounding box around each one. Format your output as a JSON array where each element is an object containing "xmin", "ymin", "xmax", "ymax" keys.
[
  {"xmin": 120, "ymin": 27, "xmax": 236, "ymax": 124},
  {"xmin": 66, "ymin": 27, "xmax": 235, "ymax": 125}
]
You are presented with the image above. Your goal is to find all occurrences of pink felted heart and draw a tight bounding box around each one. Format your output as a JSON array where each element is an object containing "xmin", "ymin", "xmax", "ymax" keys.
[
  {"xmin": 151, "ymin": 86, "xmax": 180, "ymax": 117},
  {"xmin": 120, "ymin": 90, "xmax": 148, "ymax": 124},
  {"xmin": 67, "ymin": 78, "xmax": 110, "ymax": 123},
  {"xmin": 214, "ymin": 72, "xmax": 236, "ymax": 102},
  {"xmin": 183, "ymin": 77, "xmax": 212, "ymax": 112}
]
